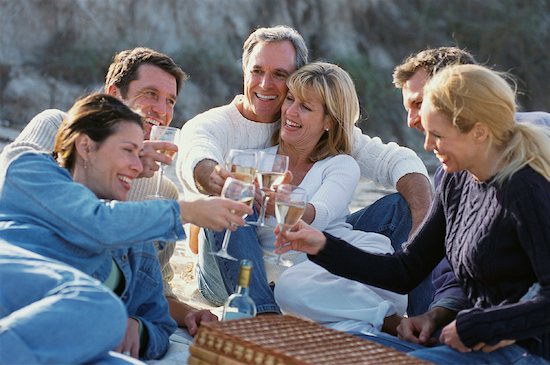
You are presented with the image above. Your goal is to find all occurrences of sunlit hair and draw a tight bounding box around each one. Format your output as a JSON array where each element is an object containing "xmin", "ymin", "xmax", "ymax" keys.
[
  {"xmin": 273, "ymin": 62, "xmax": 358, "ymax": 162},
  {"xmin": 242, "ymin": 25, "xmax": 308, "ymax": 72},
  {"xmin": 393, "ymin": 46, "xmax": 476, "ymax": 88},
  {"xmin": 54, "ymin": 93, "xmax": 143, "ymax": 172},
  {"xmin": 105, "ymin": 47, "xmax": 188, "ymax": 98},
  {"xmin": 424, "ymin": 64, "xmax": 550, "ymax": 183}
]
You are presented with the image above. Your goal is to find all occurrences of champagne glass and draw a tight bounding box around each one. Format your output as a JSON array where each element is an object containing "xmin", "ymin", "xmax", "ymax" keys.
[
  {"xmin": 249, "ymin": 151, "xmax": 288, "ymax": 227},
  {"xmin": 225, "ymin": 149, "xmax": 257, "ymax": 184},
  {"xmin": 211, "ymin": 177, "xmax": 255, "ymax": 261},
  {"xmin": 147, "ymin": 125, "xmax": 180, "ymax": 199},
  {"xmin": 266, "ymin": 184, "xmax": 308, "ymax": 267}
]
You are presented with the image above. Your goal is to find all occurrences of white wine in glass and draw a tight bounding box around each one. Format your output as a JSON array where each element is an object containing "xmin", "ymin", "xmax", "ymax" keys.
[
  {"xmin": 250, "ymin": 151, "xmax": 289, "ymax": 227},
  {"xmin": 225, "ymin": 149, "xmax": 257, "ymax": 184},
  {"xmin": 211, "ymin": 177, "xmax": 255, "ymax": 261},
  {"xmin": 147, "ymin": 125, "xmax": 180, "ymax": 199},
  {"xmin": 267, "ymin": 184, "xmax": 307, "ymax": 267}
]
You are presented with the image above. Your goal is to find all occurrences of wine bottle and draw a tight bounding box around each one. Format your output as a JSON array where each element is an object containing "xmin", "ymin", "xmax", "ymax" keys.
[{"xmin": 222, "ymin": 259, "xmax": 257, "ymax": 320}]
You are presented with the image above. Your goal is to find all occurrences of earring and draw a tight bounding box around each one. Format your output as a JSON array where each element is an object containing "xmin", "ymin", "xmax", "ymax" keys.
[
  {"xmin": 324, "ymin": 128, "xmax": 329, "ymax": 132},
  {"xmin": 83, "ymin": 159, "xmax": 88, "ymax": 169}
]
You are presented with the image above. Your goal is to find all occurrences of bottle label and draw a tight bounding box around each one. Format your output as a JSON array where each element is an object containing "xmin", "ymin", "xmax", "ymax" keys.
[{"xmin": 223, "ymin": 311, "xmax": 254, "ymax": 321}]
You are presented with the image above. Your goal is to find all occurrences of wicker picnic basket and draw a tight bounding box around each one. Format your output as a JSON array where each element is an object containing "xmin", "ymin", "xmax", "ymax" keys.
[{"xmin": 188, "ymin": 315, "xmax": 431, "ymax": 365}]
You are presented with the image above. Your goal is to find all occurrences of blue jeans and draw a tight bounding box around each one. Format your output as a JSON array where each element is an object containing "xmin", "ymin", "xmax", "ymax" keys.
[
  {"xmin": 197, "ymin": 211, "xmax": 280, "ymax": 314},
  {"xmin": 0, "ymin": 241, "xmax": 140, "ymax": 364},
  {"xmin": 346, "ymin": 193, "xmax": 435, "ymax": 317},
  {"xmin": 355, "ymin": 332, "xmax": 549, "ymax": 365}
]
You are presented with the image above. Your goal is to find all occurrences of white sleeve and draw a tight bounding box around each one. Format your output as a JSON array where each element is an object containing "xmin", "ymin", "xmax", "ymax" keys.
[
  {"xmin": 308, "ymin": 155, "xmax": 360, "ymax": 231},
  {"xmin": 15, "ymin": 109, "xmax": 66, "ymax": 151},
  {"xmin": 176, "ymin": 111, "xmax": 230, "ymax": 196},
  {"xmin": 350, "ymin": 126, "xmax": 428, "ymax": 188}
]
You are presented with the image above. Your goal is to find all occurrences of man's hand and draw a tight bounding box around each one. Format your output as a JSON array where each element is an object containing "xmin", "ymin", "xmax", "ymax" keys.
[
  {"xmin": 194, "ymin": 160, "xmax": 231, "ymax": 196},
  {"xmin": 139, "ymin": 140, "xmax": 178, "ymax": 178},
  {"xmin": 397, "ymin": 307, "xmax": 456, "ymax": 346},
  {"xmin": 167, "ymin": 298, "xmax": 218, "ymax": 336},
  {"xmin": 115, "ymin": 317, "xmax": 141, "ymax": 358},
  {"xmin": 184, "ymin": 309, "xmax": 218, "ymax": 336}
]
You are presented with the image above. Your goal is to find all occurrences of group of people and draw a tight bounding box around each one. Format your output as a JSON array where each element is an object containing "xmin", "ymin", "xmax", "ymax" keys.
[{"xmin": 1, "ymin": 24, "xmax": 549, "ymax": 365}]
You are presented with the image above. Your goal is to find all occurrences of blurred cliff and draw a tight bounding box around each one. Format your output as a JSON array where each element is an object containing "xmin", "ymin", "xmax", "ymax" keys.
[{"xmin": 1, "ymin": 0, "xmax": 549, "ymax": 161}]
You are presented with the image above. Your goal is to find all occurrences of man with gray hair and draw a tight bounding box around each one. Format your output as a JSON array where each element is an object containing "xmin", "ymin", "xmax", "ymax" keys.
[{"xmin": 178, "ymin": 25, "xmax": 434, "ymax": 317}]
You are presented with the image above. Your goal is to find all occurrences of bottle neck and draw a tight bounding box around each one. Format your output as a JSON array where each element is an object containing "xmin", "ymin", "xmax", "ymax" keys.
[{"xmin": 235, "ymin": 284, "xmax": 250, "ymax": 296}]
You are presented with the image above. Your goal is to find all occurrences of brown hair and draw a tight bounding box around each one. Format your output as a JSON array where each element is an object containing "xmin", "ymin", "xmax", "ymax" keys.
[
  {"xmin": 105, "ymin": 47, "xmax": 188, "ymax": 98},
  {"xmin": 393, "ymin": 47, "xmax": 476, "ymax": 88},
  {"xmin": 54, "ymin": 93, "xmax": 143, "ymax": 171}
]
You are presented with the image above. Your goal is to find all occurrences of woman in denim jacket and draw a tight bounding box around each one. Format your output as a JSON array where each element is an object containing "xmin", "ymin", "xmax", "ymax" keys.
[{"xmin": 0, "ymin": 94, "xmax": 251, "ymax": 361}]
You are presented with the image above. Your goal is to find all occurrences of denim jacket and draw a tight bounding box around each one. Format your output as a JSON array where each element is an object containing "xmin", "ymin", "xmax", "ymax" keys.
[
  {"xmin": 113, "ymin": 244, "xmax": 177, "ymax": 359},
  {"xmin": 0, "ymin": 146, "xmax": 186, "ymax": 359}
]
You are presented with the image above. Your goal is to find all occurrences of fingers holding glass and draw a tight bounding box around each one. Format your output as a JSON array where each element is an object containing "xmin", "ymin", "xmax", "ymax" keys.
[
  {"xmin": 211, "ymin": 177, "xmax": 255, "ymax": 261},
  {"xmin": 250, "ymin": 151, "xmax": 288, "ymax": 227},
  {"xmin": 266, "ymin": 184, "xmax": 307, "ymax": 267},
  {"xmin": 146, "ymin": 126, "xmax": 180, "ymax": 199}
]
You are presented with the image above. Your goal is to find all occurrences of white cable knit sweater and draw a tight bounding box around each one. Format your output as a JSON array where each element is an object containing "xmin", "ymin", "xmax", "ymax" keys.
[
  {"xmin": 15, "ymin": 109, "xmax": 180, "ymax": 298},
  {"xmin": 177, "ymin": 95, "xmax": 428, "ymax": 199}
]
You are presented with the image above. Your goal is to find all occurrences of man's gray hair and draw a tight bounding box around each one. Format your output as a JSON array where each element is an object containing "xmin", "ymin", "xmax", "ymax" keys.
[{"xmin": 242, "ymin": 25, "xmax": 308, "ymax": 71}]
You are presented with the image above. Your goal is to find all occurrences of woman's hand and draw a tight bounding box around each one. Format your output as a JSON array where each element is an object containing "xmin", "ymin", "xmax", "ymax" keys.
[
  {"xmin": 439, "ymin": 320, "xmax": 470, "ymax": 352},
  {"xmin": 115, "ymin": 317, "xmax": 141, "ymax": 358},
  {"xmin": 440, "ymin": 320, "xmax": 515, "ymax": 353},
  {"xmin": 274, "ymin": 220, "xmax": 327, "ymax": 255},
  {"xmin": 180, "ymin": 197, "xmax": 252, "ymax": 231}
]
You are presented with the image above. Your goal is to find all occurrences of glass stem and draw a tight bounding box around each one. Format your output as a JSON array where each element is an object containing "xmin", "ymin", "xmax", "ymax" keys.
[
  {"xmin": 220, "ymin": 230, "xmax": 232, "ymax": 253},
  {"xmin": 257, "ymin": 193, "xmax": 270, "ymax": 226},
  {"xmin": 155, "ymin": 164, "xmax": 164, "ymax": 196}
]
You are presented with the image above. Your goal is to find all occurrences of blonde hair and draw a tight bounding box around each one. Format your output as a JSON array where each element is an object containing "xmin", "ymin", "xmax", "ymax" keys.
[
  {"xmin": 424, "ymin": 64, "xmax": 550, "ymax": 183},
  {"xmin": 273, "ymin": 62, "xmax": 358, "ymax": 162}
]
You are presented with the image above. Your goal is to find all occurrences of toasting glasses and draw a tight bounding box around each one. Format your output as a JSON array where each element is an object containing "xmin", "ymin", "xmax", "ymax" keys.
[
  {"xmin": 147, "ymin": 125, "xmax": 179, "ymax": 199},
  {"xmin": 249, "ymin": 151, "xmax": 289, "ymax": 227},
  {"xmin": 266, "ymin": 184, "xmax": 308, "ymax": 267},
  {"xmin": 210, "ymin": 177, "xmax": 255, "ymax": 261},
  {"xmin": 225, "ymin": 149, "xmax": 257, "ymax": 184}
]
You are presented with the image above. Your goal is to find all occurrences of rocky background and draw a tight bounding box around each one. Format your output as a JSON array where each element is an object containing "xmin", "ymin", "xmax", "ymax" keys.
[{"xmin": 2, "ymin": 0, "xmax": 549, "ymax": 162}]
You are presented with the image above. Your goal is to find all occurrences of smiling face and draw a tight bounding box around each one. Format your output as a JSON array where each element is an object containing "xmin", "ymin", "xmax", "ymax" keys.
[
  {"xmin": 280, "ymin": 88, "xmax": 329, "ymax": 152},
  {"xmin": 421, "ymin": 101, "xmax": 480, "ymax": 175},
  {"xmin": 402, "ymin": 68, "xmax": 429, "ymax": 132},
  {"xmin": 78, "ymin": 121, "xmax": 144, "ymax": 201},
  {"xmin": 240, "ymin": 41, "xmax": 297, "ymax": 123},
  {"xmin": 110, "ymin": 64, "xmax": 178, "ymax": 139}
]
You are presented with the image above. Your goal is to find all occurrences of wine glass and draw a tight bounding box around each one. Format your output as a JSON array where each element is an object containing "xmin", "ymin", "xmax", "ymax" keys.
[
  {"xmin": 225, "ymin": 149, "xmax": 257, "ymax": 184},
  {"xmin": 210, "ymin": 177, "xmax": 255, "ymax": 261},
  {"xmin": 249, "ymin": 151, "xmax": 288, "ymax": 227},
  {"xmin": 266, "ymin": 184, "xmax": 308, "ymax": 267},
  {"xmin": 147, "ymin": 125, "xmax": 180, "ymax": 199}
]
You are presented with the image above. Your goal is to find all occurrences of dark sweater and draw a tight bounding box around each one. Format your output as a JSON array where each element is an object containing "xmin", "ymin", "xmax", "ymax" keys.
[{"xmin": 310, "ymin": 166, "xmax": 550, "ymax": 359}]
